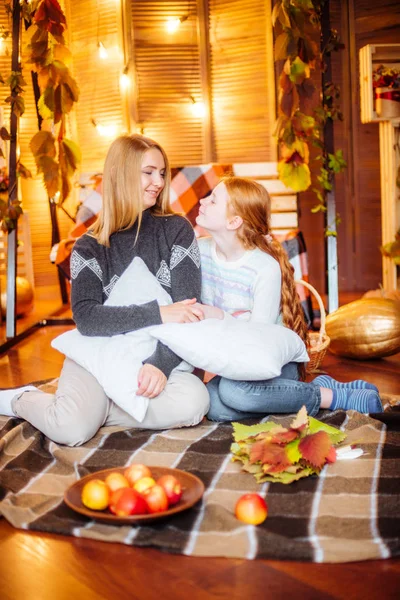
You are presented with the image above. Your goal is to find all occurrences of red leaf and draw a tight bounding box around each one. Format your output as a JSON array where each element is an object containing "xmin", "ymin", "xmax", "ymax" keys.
[
  {"xmin": 250, "ymin": 440, "xmax": 292, "ymax": 467},
  {"xmin": 36, "ymin": 0, "xmax": 66, "ymax": 24},
  {"xmin": 299, "ymin": 431, "xmax": 332, "ymax": 469},
  {"xmin": 34, "ymin": 0, "xmax": 66, "ymax": 36},
  {"xmin": 263, "ymin": 463, "xmax": 288, "ymax": 474},
  {"xmin": 269, "ymin": 429, "xmax": 298, "ymax": 445},
  {"xmin": 326, "ymin": 446, "xmax": 337, "ymax": 464}
]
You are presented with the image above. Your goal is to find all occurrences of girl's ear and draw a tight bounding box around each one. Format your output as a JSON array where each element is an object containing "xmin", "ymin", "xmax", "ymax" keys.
[{"xmin": 227, "ymin": 214, "xmax": 243, "ymax": 230}]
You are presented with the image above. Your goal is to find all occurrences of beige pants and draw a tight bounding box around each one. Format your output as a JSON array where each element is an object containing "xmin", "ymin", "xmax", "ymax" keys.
[{"xmin": 13, "ymin": 358, "xmax": 210, "ymax": 447}]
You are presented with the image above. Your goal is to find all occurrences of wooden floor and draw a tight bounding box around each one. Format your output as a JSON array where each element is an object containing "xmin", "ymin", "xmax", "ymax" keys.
[{"xmin": 1, "ymin": 289, "xmax": 400, "ymax": 599}]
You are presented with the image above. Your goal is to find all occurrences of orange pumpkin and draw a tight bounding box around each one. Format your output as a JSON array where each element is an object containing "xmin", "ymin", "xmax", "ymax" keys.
[
  {"xmin": 326, "ymin": 298, "xmax": 400, "ymax": 359},
  {"xmin": 0, "ymin": 275, "xmax": 34, "ymax": 317}
]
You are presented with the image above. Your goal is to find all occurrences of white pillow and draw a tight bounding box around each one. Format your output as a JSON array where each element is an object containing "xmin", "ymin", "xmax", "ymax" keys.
[
  {"xmin": 51, "ymin": 257, "xmax": 189, "ymax": 422},
  {"xmin": 149, "ymin": 316, "xmax": 309, "ymax": 380}
]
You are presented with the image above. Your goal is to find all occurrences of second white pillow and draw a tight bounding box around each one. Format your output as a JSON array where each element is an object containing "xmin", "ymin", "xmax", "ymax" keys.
[{"xmin": 149, "ymin": 316, "xmax": 309, "ymax": 381}]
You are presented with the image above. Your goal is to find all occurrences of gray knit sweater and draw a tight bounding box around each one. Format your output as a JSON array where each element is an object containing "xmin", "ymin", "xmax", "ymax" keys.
[{"xmin": 70, "ymin": 211, "xmax": 201, "ymax": 378}]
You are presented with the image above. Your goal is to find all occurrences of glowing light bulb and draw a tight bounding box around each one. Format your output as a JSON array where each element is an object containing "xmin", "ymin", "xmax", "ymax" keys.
[
  {"xmin": 96, "ymin": 123, "xmax": 118, "ymax": 137},
  {"xmin": 120, "ymin": 72, "xmax": 130, "ymax": 90},
  {"xmin": 98, "ymin": 42, "xmax": 108, "ymax": 60},
  {"xmin": 190, "ymin": 100, "xmax": 206, "ymax": 118},
  {"xmin": 166, "ymin": 18, "xmax": 181, "ymax": 33}
]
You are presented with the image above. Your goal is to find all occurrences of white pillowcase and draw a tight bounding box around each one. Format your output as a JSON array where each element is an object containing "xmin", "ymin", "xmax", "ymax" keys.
[
  {"xmin": 149, "ymin": 316, "xmax": 309, "ymax": 380},
  {"xmin": 51, "ymin": 257, "xmax": 190, "ymax": 422}
]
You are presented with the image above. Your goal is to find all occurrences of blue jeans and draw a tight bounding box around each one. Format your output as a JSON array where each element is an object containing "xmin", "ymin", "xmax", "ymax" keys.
[{"xmin": 206, "ymin": 362, "xmax": 321, "ymax": 422}]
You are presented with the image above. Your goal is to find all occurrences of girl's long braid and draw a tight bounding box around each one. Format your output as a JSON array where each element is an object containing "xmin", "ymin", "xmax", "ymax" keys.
[{"xmin": 224, "ymin": 177, "xmax": 309, "ymax": 380}]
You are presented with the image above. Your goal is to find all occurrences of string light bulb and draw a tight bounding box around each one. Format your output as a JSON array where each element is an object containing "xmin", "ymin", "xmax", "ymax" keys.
[
  {"xmin": 166, "ymin": 15, "xmax": 188, "ymax": 34},
  {"xmin": 91, "ymin": 118, "xmax": 117, "ymax": 138},
  {"xmin": 190, "ymin": 96, "xmax": 206, "ymax": 118},
  {"xmin": 120, "ymin": 66, "xmax": 130, "ymax": 90},
  {"xmin": 98, "ymin": 42, "xmax": 108, "ymax": 60}
]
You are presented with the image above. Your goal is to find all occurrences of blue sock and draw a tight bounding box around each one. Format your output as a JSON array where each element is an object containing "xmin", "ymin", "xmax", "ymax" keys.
[
  {"xmin": 330, "ymin": 388, "xmax": 383, "ymax": 413},
  {"xmin": 314, "ymin": 375, "xmax": 378, "ymax": 393}
]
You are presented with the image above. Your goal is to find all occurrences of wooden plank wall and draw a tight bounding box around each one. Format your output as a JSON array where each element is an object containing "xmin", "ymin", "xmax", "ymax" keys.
[
  {"xmin": 322, "ymin": 0, "xmax": 400, "ymax": 293},
  {"xmin": 128, "ymin": 0, "xmax": 205, "ymax": 165},
  {"xmin": 208, "ymin": 0, "xmax": 277, "ymax": 163},
  {"xmin": 298, "ymin": 0, "xmax": 400, "ymax": 296}
]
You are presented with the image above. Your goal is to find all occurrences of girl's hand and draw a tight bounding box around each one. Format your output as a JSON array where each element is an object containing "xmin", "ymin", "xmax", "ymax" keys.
[
  {"xmin": 160, "ymin": 298, "xmax": 204, "ymax": 323},
  {"xmin": 137, "ymin": 364, "xmax": 167, "ymax": 398},
  {"xmin": 193, "ymin": 303, "xmax": 224, "ymax": 320}
]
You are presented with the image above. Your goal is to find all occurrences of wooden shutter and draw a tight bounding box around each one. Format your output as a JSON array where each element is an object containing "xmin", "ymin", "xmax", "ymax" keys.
[
  {"xmin": 129, "ymin": 0, "xmax": 204, "ymax": 165},
  {"xmin": 65, "ymin": 0, "xmax": 126, "ymax": 174},
  {"xmin": 208, "ymin": 0, "xmax": 276, "ymax": 163}
]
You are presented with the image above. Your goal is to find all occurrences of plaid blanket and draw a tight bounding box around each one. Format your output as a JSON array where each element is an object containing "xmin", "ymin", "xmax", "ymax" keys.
[{"xmin": 0, "ymin": 379, "xmax": 399, "ymax": 563}]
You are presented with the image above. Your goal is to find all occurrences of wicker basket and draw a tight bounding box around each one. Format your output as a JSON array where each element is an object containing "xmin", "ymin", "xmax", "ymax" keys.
[{"xmin": 295, "ymin": 279, "xmax": 331, "ymax": 373}]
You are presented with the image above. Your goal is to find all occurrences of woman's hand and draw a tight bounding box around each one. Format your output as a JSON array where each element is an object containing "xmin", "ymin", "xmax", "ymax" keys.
[
  {"xmin": 160, "ymin": 298, "xmax": 204, "ymax": 323},
  {"xmin": 137, "ymin": 364, "xmax": 167, "ymax": 398},
  {"xmin": 193, "ymin": 303, "xmax": 224, "ymax": 320}
]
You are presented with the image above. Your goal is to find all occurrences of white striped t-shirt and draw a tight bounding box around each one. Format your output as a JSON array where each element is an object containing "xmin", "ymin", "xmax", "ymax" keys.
[{"xmin": 198, "ymin": 237, "xmax": 282, "ymax": 324}]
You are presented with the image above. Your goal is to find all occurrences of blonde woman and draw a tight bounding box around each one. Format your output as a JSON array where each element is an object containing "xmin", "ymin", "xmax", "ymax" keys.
[
  {"xmin": 194, "ymin": 177, "xmax": 382, "ymax": 421},
  {"xmin": 0, "ymin": 135, "xmax": 209, "ymax": 445}
]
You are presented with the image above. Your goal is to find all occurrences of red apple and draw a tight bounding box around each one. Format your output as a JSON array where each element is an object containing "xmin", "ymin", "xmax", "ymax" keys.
[
  {"xmin": 124, "ymin": 464, "xmax": 152, "ymax": 486},
  {"xmin": 109, "ymin": 487, "xmax": 148, "ymax": 516},
  {"xmin": 234, "ymin": 494, "xmax": 268, "ymax": 525},
  {"xmin": 105, "ymin": 471, "xmax": 130, "ymax": 493},
  {"xmin": 141, "ymin": 484, "xmax": 169, "ymax": 513},
  {"xmin": 157, "ymin": 474, "xmax": 182, "ymax": 506},
  {"xmin": 133, "ymin": 476, "xmax": 156, "ymax": 494}
]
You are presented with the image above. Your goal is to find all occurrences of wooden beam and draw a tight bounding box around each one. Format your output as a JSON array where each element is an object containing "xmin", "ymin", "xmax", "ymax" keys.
[
  {"xmin": 119, "ymin": 0, "xmax": 139, "ymax": 132},
  {"xmin": 265, "ymin": 0, "xmax": 277, "ymax": 161},
  {"xmin": 379, "ymin": 120, "xmax": 399, "ymax": 290},
  {"xmin": 196, "ymin": 0, "xmax": 215, "ymax": 162},
  {"xmin": 322, "ymin": 0, "xmax": 339, "ymax": 313},
  {"xmin": 6, "ymin": 0, "xmax": 21, "ymax": 339}
]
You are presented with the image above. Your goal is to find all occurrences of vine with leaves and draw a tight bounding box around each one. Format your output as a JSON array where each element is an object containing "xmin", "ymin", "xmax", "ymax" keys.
[
  {"xmin": 272, "ymin": 0, "xmax": 346, "ymax": 236},
  {"xmin": 0, "ymin": 0, "xmax": 80, "ymax": 233}
]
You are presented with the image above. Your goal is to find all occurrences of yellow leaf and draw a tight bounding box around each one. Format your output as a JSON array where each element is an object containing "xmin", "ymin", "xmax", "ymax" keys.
[
  {"xmin": 62, "ymin": 138, "xmax": 81, "ymax": 171},
  {"xmin": 278, "ymin": 160, "xmax": 311, "ymax": 192},
  {"xmin": 29, "ymin": 130, "xmax": 56, "ymax": 159},
  {"xmin": 289, "ymin": 57, "xmax": 310, "ymax": 85},
  {"xmin": 53, "ymin": 45, "xmax": 73, "ymax": 67},
  {"xmin": 37, "ymin": 156, "xmax": 60, "ymax": 198},
  {"xmin": 37, "ymin": 94, "xmax": 54, "ymax": 120},
  {"xmin": 280, "ymin": 139, "xmax": 309, "ymax": 162}
]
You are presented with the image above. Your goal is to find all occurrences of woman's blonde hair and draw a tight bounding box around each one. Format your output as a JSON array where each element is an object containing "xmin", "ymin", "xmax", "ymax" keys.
[
  {"xmin": 224, "ymin": 176, "xmax": 309, "ymax": 379},
  {"xmin": 91, "ymin": 134, "xmax": 172, "ymax": 246}
]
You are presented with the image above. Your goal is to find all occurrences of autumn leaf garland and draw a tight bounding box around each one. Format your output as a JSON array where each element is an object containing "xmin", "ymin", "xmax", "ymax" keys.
[{"xmin": 230, "ymin": 406, "xmax": 346, "ymax": 484}]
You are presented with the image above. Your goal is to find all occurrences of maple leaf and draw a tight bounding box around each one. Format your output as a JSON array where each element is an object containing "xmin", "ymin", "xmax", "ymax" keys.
[
  {"xmin": 262, "ymin": 463, "xmax": 288, "ymax": 474},
  {"xmin": 326, "ymin": 446, "xmax": 337, "ymax": 464},
  {"xmin": 299, "ymin": 431, "xmax": 332, "ymax": 469},
  {"xmin": 254, "ymin": 425, "xmax": 287, "ymax": 441},
  {"xmin": 232, "ymin": 421, "xmax": 280, "ymax": 443},
  {"xmin": 285, "ymin": 438, "xmax": 302, "ymax": 464},
  {"xmin": 290, "ymin": 405, "xmax": 308, "ymax": 432},
  {"xmin": 308, "ymin": 417, "xmax": 347, "ymax": 445},
  {"xmin": 256, "ymin": 466, "xmax": 316, "ymax": 485},
  {"xmin": 250, "ymin": 440, "xmax": 292, "ymax": 467},
  {"xmin": 270, "ymin": 429, "xmax": 299, "ymax": 445},
  {"xmin": 242, "ymin": 462, "xmax": 263, "ymax": 475}
]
